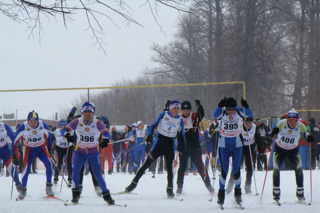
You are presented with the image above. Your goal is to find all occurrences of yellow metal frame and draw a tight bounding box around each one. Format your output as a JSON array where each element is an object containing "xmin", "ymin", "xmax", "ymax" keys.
[{"xmin": 0, "ymin": 81, "xmax": 246, "ymax": 99}]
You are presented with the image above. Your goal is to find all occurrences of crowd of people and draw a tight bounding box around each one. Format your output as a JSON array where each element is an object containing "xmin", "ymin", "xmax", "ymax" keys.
[{"xmin": 0, "ymin": 98, "xmax": 319, "ymax": 207}]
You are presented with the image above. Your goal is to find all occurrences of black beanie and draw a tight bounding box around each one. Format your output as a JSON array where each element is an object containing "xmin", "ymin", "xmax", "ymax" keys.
[
  {"xmin": 246, "ymin": 117, "xmax": 254, "ymax": 122},
  {"xmin": 225, "ymin": 97, "xmax": 237, "ymax": 108},
  {"xmin": 309, "ymin": 118, "xmax": 316, "ymax": 124},
  {"xmin": 181, "ymin": 101, "xmax": 192, "ymax": 110}
]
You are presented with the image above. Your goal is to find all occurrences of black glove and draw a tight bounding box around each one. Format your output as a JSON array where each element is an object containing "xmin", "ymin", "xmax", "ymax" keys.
[
  {"xmin": 218, "ymin": 97, "xmax": 227, "ymax": 108},
  {"xmin": 12, "ymin": 155, "xmax": 19, "ymax": 166},
  {"xmin": 100, "ymin": 138, "xmax": 109, "ymax": 148},
  {"xmin": 146, "ymin": 135, "xmax": 153, "ymax": 143},
  {"xmin": 164, "ymin": 100, "xmax": 171, "ymax": 111},
  {"xmin": 195, "ymin": 99, "xmax": 201, "ymax": 107},
  {"xmin": 307, "ymin": 135, "xmax": 314, "ymax": 143},
  {"xmin": 271, "ymin": 127, "xmax": 279, "ymax": 137},
  {"xmin": 241, "ymin": 96, "xmax": 249, "ymax": 109},
  {"xmin": 65, "ymin": 133, "xmax": 76, "ymax": 144}
]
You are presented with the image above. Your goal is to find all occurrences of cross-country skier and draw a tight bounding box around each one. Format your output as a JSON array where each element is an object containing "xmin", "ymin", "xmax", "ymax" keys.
[
  {"xmin": 176, "ymin": 100, "xmax": 213, "ymax": 194},
  {"xmin": 213, "ymin": 97, "xmax": 252, "ymax": 206},
  {"xmin": 0, "ymin": 121, "xmax": 22, "ymax": 193},
  {"xmin": 125, "ymin": 100, "xmax": 187, "ymax": 198},
  {"xmin": 130, "ymin": 121, "xmax": 147, "ymax": 173},
  {"xmin": 12, "ymin": 111, "xmax": 54, "ymax": 200},
  {"xmin": 53, "ymin": 119, "xmax": 74, "ymax": 185},
  {"xmin": 240, "ymin": 117, "xmax": 257, "ymax": 194},
  {"xmin": 60, "ymin": 102, "xmax": 114, "ymax": 205},
  {"xmin": 271, "ymin": 109, "xmax": 313, "ymax": 203}
]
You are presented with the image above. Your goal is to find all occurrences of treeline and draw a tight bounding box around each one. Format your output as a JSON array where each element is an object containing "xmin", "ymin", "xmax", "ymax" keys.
[{"xmin": 62, "ymin": 0, "xmax": 320, "ymax": 125}]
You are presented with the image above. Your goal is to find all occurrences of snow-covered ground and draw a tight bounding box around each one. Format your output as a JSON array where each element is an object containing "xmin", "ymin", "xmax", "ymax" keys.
[{"xmin": 0, "ymin": 167, "xmax": 319, "ymax": 213}]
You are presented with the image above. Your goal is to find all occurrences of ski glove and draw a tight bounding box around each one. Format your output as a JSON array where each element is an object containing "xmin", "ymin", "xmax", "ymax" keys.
[
  {"xmin": 65, "ymin": 133, "xmax": 76, "ymax": 144},
  {"xmin": 100, "ymin": 138, "xmax": 109, "ymax": 148},
  {"xmin": 164, "ymin": 100, "xmax": 171, "ymax": 111},
  {"xmin": 271, "ymin": 127, "xmax": 280, "ymax": 137},
  {"xmin": 241, "ymin": 96, "xmax": 249, "ymax": 109},
  {"xmin": 146, "ymin": 135, "xmax": 153, "ymax": 143},
  {"xmin": 12, "ymin": 155, "xmax": 19, "ymax": 166},
  {"xmin": 307, "ymin": 135, "xmax": 314, "ymax": 143},
  {"xmin": 218, "ymin": 97, "xmax": 227, "ymax": 108},
  {"xmin": 195, "ymin": 99, "xmax": 201, "ymax": 107}
]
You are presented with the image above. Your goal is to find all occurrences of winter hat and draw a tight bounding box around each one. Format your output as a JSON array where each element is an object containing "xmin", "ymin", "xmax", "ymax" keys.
[
  {"xmin": 58, "ymin": 119, "xmax": 67, "ymax": 128},
  {"xmin": 309, "ymin": 118, "xmax": 316, "ymax": 124},
  {"xmin": 27, "ymin": 110, "xmax": 39, "ymax": 121},
  {"xmin": 246, "ymin": 117, "xmax": 254, "ymax": 122},
  {"xmin": 136, "ymin": 121, "xmax": 143, "ymax": 127},
  {"xmin": 255, "ymin": 118, "xmax": 262, "ymax": 124},
  {"xmin": 287, "ymin": 109, "xmax": 299, "ymax": 120},
  {"xmin": 111, "ymin": 126, "xmax": 117, "ymax": 131},
  {"xmin": 81, "ymin": 102, "xmax": 96, "ymax": 114},
  {"xmin": 169, "ymin": 100, "xmax": 181, "ymax": 110},
  {"xmin": 225, "ymin": 97, "xmax": 237, "ymax": 109},
  {"xmin": 181, "ymin": 101, "xmax": 192, "ymax": 110}
]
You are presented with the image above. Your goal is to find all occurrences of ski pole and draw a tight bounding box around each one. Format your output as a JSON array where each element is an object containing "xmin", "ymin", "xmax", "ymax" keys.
[
  {"xmin": 50, "ymin": 153, "xmax": 70, "ymax": 188},
  {"xmin": 309, "ymin": 142, "xmax": 312, "ymax": 202},
  {"xmin": 210, "ymin": 144, "xmax": 220, "ymax": 202},
  {"xmin": 260, "ymin": 135, "xmax": 276, "ymax": 202},
  {"xmin": 60, "ymin": 145, "xmax": 70, "ymax": 192},
  {"xmin": 10, "ymin": 165, "xmax": 17, "ymax": 200},
  {"xmin": 125, "ymin": 141, "xmax": 145, "ymax": 153},
  {"xmin": 110, "ymin": 136, "xmax": 133, "ymax": 144},
  {"xmin": 244, "ymin": 118, "xmax": 258, "ymax": 195}
]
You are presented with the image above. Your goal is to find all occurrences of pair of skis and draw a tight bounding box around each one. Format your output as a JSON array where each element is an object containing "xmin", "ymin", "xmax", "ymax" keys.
[
  {"xmin": 218, "ymin": 202, "xmax": 244, "ymax": 210},
  {"xmin": 275, "ymin": 199, "xmax": 311, "ymax": 206}
]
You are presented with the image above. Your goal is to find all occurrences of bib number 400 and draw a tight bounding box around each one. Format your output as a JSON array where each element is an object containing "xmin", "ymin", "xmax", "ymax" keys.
[
  {"xmin": 280, "ymin": 136, "xmax": 294, "ymax": 144},
  {"xmin": 80, "ymin": 135, "xmax": 94, "ymax": 142}
]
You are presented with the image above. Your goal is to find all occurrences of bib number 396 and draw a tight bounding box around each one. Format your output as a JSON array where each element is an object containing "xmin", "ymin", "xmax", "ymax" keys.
[{"xmin": 80, "ymin": 135, "xmax": 94, "ymax": 142}]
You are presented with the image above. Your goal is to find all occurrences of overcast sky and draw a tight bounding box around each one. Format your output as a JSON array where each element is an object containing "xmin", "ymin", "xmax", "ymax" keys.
[{"xmin": 0, "ymin": 3, "xmax": 182, "ymax": 121}]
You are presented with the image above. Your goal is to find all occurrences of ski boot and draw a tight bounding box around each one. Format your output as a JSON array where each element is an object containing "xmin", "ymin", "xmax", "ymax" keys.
[
  {"xmin": 166, "ymin": 186, "xmax": 175, "ymax": 198},
  {"xmin": 94, "ymin": 186, "xmax": 102, "ymax": 197},
  {"xmin": 234, "ymin": 188, "xmax": 242, "ymax": 204},
  {"xmin": 102, "ymin": 190, "xmax": 115, "ymax": 205},
  {"xmin": 71, "ymin": 188, "xmax": 80, "ymax": 204},
  {"xmin": 244, "ymin": 180, "xmax": 252, "ymax": 194},
  {"xmin": 176, "ymin": 187, "xmax": 182, "ymax": 195},
  {"xmin": 125, "ymin": 181, "xmax": 137, "ymax": 193},
  {"xmin": 46, "ymin": 182, "xmax": 54, "ymax": 196},
  {"xmin": 273, "ymin": 186, "xmax": 280, "ymax": 201},
  {"xmin": 53, "ymin": 177, "xmax": 58, "ymax": 185},
  {"xmin": 18, "ymin": 187, "xmax": 27, "ymax": 200},
  {"xmin": 217, "ymin": 189, "xmax": 225, "ymax": 205},
  {"xmin": 67, "ymin": 177, "xmax": 72, "ymax": 187},
  {"xmin": 296, "ymin": 187, "xmax": 305, "ymax": 202}
]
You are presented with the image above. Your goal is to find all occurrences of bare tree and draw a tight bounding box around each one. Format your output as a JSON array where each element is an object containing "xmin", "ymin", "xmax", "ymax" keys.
[{"xmin": 0, "ymin": 0, "xmax": 191, "ymax": 52}]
